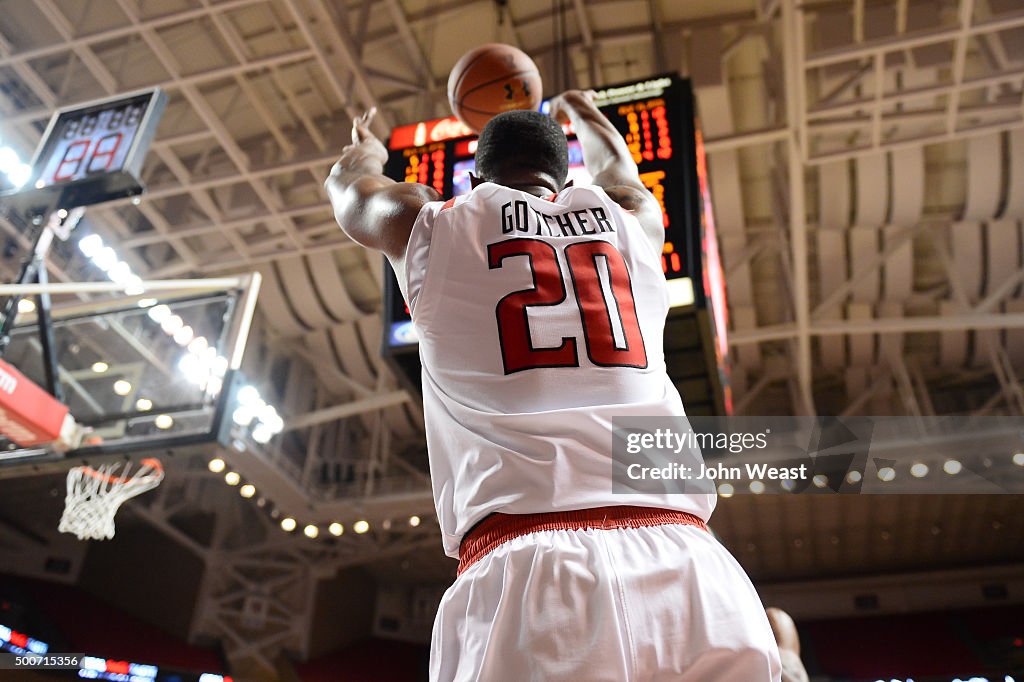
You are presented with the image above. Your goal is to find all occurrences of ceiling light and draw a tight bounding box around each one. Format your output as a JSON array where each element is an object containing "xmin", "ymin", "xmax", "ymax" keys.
[
  {"xmin": 160, "ymin": 315, "xmax": 183, "ymax": 334},
  {"xmin": 208, "ymin": 458, "xmax": 225, "ymax": 473},
  {"xmin": 813, "ymin": 474, "xmax": 828, "ymax": 488},
  {"xmin": 877, "ymin": 467, "xmax": 895, "ymax": 482},
  {"xmin": 237, "ymin": 385, "xmax": 260, "ymax": 405},
  {"xmin": 281, "ymin": 517, "xmax": 296, "ymax": 532},
  {"xmin": 108, "ymin": 261, "xmax": 132, "ymax": 283},
  {"xmin": 173, "ymin": 325, "xmax": 194, "ymax": 346},
  {"xmin": 154, "ymin": 414, "xmax": 173, "ymax": 429},
  {"xmin": 846, "ymin": 470, "xmax": 862, "ymax": 484},
  {"xmin": 17, "ymin": 299, "xmax": 35, "ymax": 314},
  {"xmin": 211, "ymin": 356, "xmax": 229, "ymax": 377},
  {"xmin": 178, "ymin": 354, "xmax": 210, "ymax": 386},
  {"xmin": 92, "ymin": 246, "xmax": 118, "ymax": 271},
  {"xmin": 408, "ymin": 516, "xmax": 421, "ymax": 527},
  {"xmin": 0, "ymin": 147, "xmax": 19, "ymax": 174},
  {"xmin": 240, "ymin": 484, "xmax": 255, "ymax": 498},
  {"xmin": 123, "ymin": 275, "xmax": 144, "ymax": 296},
  {"xmin": 136, "ymin": 398, "xmax": 152, "ymax": 411},
  {"xmin": 943, "ymin": 459, "xmax": 962, "ymax": 475},
  {"xmin": 232, "ymin": 406, "xmax": 255, "ymax": 426},
  {"xmin": 188, "ymin": 336, "xmax": 208, "ymax": 354},
  {"xmin": 224, "ymin": 471, "xmax": 240, "ymax": 486},
  {"xmin": 1013, "ymin": 452, "xmax": 1024, "ymax": 466},
  {"xmin": 147, "ymin": 304, "xmax": 171, "ymax": 323},
  {"xmin": 329, "ymin": 522, "xmax": 344, "ymax": 536},
  {"xmin": 251, "ymin": 424, "xmax": 273, "ymax": 444},
  {"xmin": 353, "ymin": 520, "xmax": 370, "ymax": 534},
  {"xmin": 113, "ymin": 379, "xmax": 132, "ymax": 396},
  {"xmin": 9, "ymin": 163, "xmax": 30, "ymax": 187},
  {"xmin": 749, "ymin": 481, "xmax": 765, "ymax": 494},
  {"xmin": 78, "ymin": 234, "xmax": 103, "ymax": 257},
  {"xmin": 304, "ymin": 524, "xmax": 319, "ymax": 538},
  {"xmin": 137, "ymin": 298, "xmax": 158, "ymax": 308},
  {"xmin": 92, "ymin": 361, "xmax": 109, "ymax": 373},
  {"xmin": 910, "ymin": 462, "xmax": 929, "ymax": 478},
  {"xmin": 717, "ymin": 483, "xmax": 734, "ymax": 498}
]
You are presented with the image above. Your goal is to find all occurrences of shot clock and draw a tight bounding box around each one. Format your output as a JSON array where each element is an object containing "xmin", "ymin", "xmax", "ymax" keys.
[{"xmin": 1, "ymin": 88, "xmax": 167, "ymax": 219}]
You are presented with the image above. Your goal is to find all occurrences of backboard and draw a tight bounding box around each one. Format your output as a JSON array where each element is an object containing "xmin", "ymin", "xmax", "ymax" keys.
[{"xmin": 0, "ymin": 274, "xmax": 259, "ymax": 479}]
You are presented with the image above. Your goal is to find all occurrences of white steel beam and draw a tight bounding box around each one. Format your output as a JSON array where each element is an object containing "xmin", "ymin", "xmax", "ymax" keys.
[
  {"xmin": 782, "ymin": 0, "xmax": 815, "ymax": 415},
  {"xmin": 804, "ymin": 7, "xmax": 1024, "ymax": 69},
  {"xmin": 946, "ymin": 0, "xmax": 975, "ymax": 136},
  {"xmin": 284, "ymin": 391, "xmax": 411, "ymax": 432},
  {"xmin": 0, "ymin": 0, "xmax": 268, "ymax": 70},
  {"xmin": 731, "ymin": 313, "xmax": 1024, "ymax": 344}
]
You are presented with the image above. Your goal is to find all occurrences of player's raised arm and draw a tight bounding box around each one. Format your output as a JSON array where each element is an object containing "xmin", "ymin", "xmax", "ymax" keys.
[
  {"xmin": 547, "ymin": 90, "xmax": 663, "ymax": 252},
  {"xmin": 325, "ymin": 109, "xmax": 440, "ymax": 261}
]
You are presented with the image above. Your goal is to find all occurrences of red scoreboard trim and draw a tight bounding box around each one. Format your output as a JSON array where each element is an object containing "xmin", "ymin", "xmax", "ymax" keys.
[
  {"xmin": 388, "ymin": 116, "xmax": 475, "ymax": 150},
  {"xmin": 389, "ymin": 115, "xmax": 572, "ymax": 151}
]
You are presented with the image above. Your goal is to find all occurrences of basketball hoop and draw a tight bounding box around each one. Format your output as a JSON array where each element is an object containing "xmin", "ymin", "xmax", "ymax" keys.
[{"xmin": 58, "ymin": 457, "xmax": 164, "ymax": 540}]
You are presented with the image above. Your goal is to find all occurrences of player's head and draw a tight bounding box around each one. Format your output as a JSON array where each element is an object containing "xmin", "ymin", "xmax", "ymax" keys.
[{"xmin": 473, "ymin": 110, "xmax": 569, "ymax": 196}]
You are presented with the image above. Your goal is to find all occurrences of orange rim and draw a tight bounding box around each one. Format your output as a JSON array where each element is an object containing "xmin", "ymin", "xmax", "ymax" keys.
[{"xmin": 79, "ymin": 458, "xmax": 163, "ymax": 484}]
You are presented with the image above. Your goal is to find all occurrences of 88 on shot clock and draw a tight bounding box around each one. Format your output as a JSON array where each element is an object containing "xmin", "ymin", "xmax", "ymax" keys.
[
  {"xmin": 1, "ymin": 88, "xmax": 167, "ymax": 219},
  {"xmin": 36, "ymin": 97, "xmax": 149, "ymax": 186}
]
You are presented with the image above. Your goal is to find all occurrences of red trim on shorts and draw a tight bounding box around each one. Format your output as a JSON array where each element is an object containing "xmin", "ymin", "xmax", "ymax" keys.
[
  {"xmin": 545, "ymin": 193, "xmax": 559, "ymax": 202},
  {"xmin": 457, "ymin": 505, "xmax": 708, "ymax": 575},
  {"xmin": 440, "ymin": 197, "xmax": 457, "ymax": 211}
]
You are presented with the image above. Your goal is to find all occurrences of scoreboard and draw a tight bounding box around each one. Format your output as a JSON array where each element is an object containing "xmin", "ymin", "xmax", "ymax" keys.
[{"xmin": 381, "ymin": 75, "xmax": 732, "ymax": 415}]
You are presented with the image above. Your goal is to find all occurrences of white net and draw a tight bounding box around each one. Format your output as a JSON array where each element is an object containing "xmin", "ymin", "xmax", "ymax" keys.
[{"xmin": 58, "ymin": 458, "xmax": 164, "ymax": 540}]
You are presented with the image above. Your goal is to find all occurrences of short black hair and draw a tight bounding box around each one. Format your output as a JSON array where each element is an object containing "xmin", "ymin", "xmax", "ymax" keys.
[{"xmin": 474, "ymin": 110, "xmax": 568, "ymax": 187}]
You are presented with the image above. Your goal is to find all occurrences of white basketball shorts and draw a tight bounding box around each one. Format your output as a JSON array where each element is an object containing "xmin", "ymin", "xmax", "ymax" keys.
[{"xmin": 430, "ymin": 521, "xmax": 782, "ymax": 681}]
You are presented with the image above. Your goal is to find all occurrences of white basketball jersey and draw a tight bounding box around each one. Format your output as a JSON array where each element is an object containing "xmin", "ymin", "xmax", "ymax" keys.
[{"xmin": 402, "ymin": 182, "xmax": 716, "ymax": 557}]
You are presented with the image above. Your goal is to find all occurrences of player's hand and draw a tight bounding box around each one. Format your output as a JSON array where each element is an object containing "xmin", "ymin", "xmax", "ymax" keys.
[
  {"xmin": 547, "ymin": 90, "xmax": 598, "ymax": 124},
  {"xmin": 346, "ymin": 108, "xmax": 389, "ymax": 166},
  {"xmin": 331, "ymin": 108, "xmax": 389, "ymax": 177}
]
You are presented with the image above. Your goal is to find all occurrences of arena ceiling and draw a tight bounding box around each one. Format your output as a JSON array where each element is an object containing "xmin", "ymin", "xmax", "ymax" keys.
[{"xmin": 0, "ymin": 0, "xmax": 1022, "ymax": 676}]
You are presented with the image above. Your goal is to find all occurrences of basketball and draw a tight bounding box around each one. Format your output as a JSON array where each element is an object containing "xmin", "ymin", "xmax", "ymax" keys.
[{"xmin": 447, "ymin": 43, "xmax": 543, "ymax": 133}]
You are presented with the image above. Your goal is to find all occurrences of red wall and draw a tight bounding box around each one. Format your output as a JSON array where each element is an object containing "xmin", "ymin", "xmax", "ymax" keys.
[
  {"xmin": 804, "ymin": 605, "xmax": 1024, "ymax": 678},
  {"xmin": 0, "ymin": 575, "xmax": 226, "ymax": 674}
]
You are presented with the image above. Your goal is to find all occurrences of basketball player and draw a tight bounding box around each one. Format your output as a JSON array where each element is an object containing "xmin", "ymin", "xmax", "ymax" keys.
[
  {"xmin": 767, "ymin": 607, "xmax": 811, "ymax": 682},
  {"xmin": 326, "ymin": 92, "xmax": 781, "ymax": 681}
]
